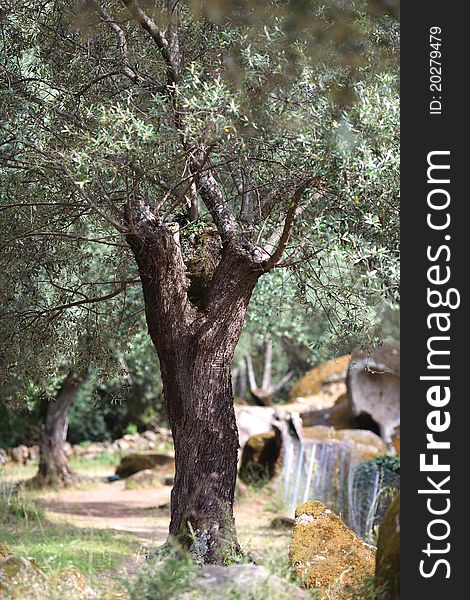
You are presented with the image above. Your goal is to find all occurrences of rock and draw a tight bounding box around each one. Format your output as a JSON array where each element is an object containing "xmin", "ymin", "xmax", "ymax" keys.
[
  {"xmin": 347, "ymin": 342, "xmax": 400, "ymax": 443},
  {"xmin": 115, "ymin": 453, "xmax": 174, "ymax": 478},
  {"xmin": 349, "ymin": 455, "xmax": 400, "ymax": 543},
  {"xmin": 376, "ymin": 492, "xmax": 400, "ymax": 599},
  {"xmin": 289, "ymin": 355, "xmax": 350, "ymax": 409},
  {"xmin": 300, "ymin": 393, "xmax": 355, "ymax": 429},
  {"xmin": 0, "ymin": 543, "xmax": 11, "ymax": 559},
  {"xmin": 113, "ymin": 439, "xmax": 129, "ymax": 453},
  {"xmin": 178, "ymin": 564, "xmax": 311, "ymax": 600},
  {"xmin": 289, "ymin": 501, "xmax": 375, "ymax": 595},
  {"xmin": 270, "ymin": 516, "xmax": 295, "ymax": 529},
  {"xmin": 0, "ymin": 448, "xmax": 8, "ymax": 467},
  {"xmin": 235, "ymin": 405, "xmax": 276, "ymax": 451},
  {"xmin": 27, "ymin": 445, "xmax": 39, "ymax": 462},
  {"xmin": 0, "ymin": 555, "xmax": 48, "ymax": 597},
  {"xmin": 391, "ymin": 425, "xmax": 400, "ymax": 454},
  {"xmin": 9, "ymin": 445, "xmax": 29, "ymax": 464},
  {"xmin": 62, "ymin": 442, "xmax": 73, "ymax": 457},
  {"xmin": 142, "ymin": 430, "xmax": 158, "ymax": 442},
  {"xmin": 51, "ymin": 566, "xmax": 96, "ymax": 598},
  {"xmin": 125, "ymin": 469, "xmax": 161, "ymax": 490},
  {"xmin": 239, "ymin": 430, "xmax": 282, "ymax": 485},
  {"xmin": 302, "ymin": 425, "xmax": 387, "ymax": 458},
  {"xmin": 79, "ymin": 442, "xmax": 106, "ymax": 459},
  {"xmin": 0, "ymin": 556, "xmax": 95, "ymax": 599}
]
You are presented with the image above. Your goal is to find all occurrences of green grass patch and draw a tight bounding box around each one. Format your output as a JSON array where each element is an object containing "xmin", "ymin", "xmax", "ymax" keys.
[
  {"xmin": 69, "ymin": 451, "xmax": 121, "ymax": 471},
  {"xmin": 1, "ymin": 521, "xmax": 138, "ymax": 576}
]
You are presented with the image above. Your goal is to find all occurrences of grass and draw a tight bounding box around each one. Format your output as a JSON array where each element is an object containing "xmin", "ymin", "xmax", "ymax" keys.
[
  {"xmin": 1, "ymin": 522, "xmax": 139, "ymax": 576},
  {"xmin": 69, "ymin": 451, "xmax": 121, "ymax": 471},
  {"xmin": 0, "ymin": 479, "xmax": 139, "ymax": 598}
]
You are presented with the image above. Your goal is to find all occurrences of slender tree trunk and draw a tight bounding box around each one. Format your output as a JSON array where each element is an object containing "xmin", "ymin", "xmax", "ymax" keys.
[
  {"xmin": 32, "ymin": 371, "xmax": 83, "ymax": 488},
  {"xmin": 127, "ymin": 224, "xmax": 260, "ymax": 562}
]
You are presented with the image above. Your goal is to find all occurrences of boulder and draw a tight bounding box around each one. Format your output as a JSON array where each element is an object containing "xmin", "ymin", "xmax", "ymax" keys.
[
  {"xmin": 125, "ymin": 469, "xmax": 161, "ymax": 490},
  {"xmin": 391, "ymin": 425, "xmax": 400, "ymax": 455},
  {"xmin": 302, "ymin": 425, "xmax": 387, "ymax": 458},
  {"xmin": 289, "ymin": 355, "xmax": 350, "ymax": 409},
  {"xmin": 347, "ymin": 342, "xmax": 400, "ymax": 443},
  {"xmin": 10, "ymin": 445, "xmax": 29, "ymax": 464},
  {"xmin": 27, "ymin": 445, "xmax": 39, "ymax": 462},
  {"xmin": 0, "ymin": 556, "xmax": 95, "ymax": 599},
  {"xmin": 142, "ymin": 430, "xmax": 158, "ymax": 442},
  {"xmin": 0, "ymin": 448, "xmax": 8, "ymax": 467},
  {"xmin": 289, "ymin": 501, "xmax": 375, "ymax": 595},
  {"xmin": 178, "ymin": 564, "xmax": 311, "ymax": 600},
  {"xmin": 234, "ymin": 405, "xmax": 276, "ymax": 451},
  {"xmin": 115, "ymin": 453, "xmax": 175, "ymax": 479},
  {"xmin": 375, "ymin": 493, "xmax": 400, "ymax": 599},
  {"xmin": 239, "ymin": 430, "xmax": 282, "ymax": 485},
  {"xmin": 300, "ymin": 393, "xmax": 355, "ymax": 429},
  {"xmin": 0, "ymin": 556, "xmax": 48, "ymax": 597}
]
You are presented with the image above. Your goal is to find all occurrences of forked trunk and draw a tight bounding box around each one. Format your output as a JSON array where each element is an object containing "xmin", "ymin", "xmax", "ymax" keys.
[
  {"xmin": 127, "ymin": 225, "xmax": 260, "ymax": 562},
  {"xmin": 32, "ymin": 371, "xmax": 83, "ymax": 487}
]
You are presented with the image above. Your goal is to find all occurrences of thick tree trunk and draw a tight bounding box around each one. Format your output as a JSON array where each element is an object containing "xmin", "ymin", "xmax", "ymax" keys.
[
  {"xmin": 127, "ymin": 224, "xmax": 260, "ymax": 562},
  {"xmin": 32, "ymin": 371, "xmax": 83, "ymax": 488}
]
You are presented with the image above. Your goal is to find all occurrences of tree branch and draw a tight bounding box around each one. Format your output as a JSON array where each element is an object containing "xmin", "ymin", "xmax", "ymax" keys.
[{"xmin": 261, "ymin": 177, "xmax": 316, "ymax": 270}]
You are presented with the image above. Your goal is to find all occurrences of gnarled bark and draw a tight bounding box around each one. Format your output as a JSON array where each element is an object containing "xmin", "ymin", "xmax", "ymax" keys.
[
  {"xmin": 127, "ymin": 221, "xmax": 261, "ymax": 562},
  {"xmin": 31, "ymin": 371, "xmax": 84, "ymax": 488}
]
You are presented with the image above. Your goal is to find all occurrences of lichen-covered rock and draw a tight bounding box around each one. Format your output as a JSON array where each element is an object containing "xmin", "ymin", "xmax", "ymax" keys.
[
  {"xmin": 0, "ymin": 448, "xmax": 7, "ymax": 467},
  {"xmin": 125, "ymin": 468, "xmax": 161, "ymax": 490},
  {"xmin": 289, "ymin": 501, "xmax": 375, "ymax": 595},
  {"xmin": 239, "ymin": 430, "xmax": 282, "ymax": 484},
  {"xmin": 177, "ymin": 564, "xmax": 311, "ymax": 600},
  {"xmin": 0, "ymin": 556, "xmax": 96, "ymax": 599},
  {"xmin": 290, "ymin": 355, "xmax": 350, "ymax": 406},
  {"xmin": 347, "ymin": 342, "xmax": 400, "ymax": 443},
  {"xmin": 0, "ymin": 555, "xmax": 48, "ymax": 597},
  {"xmin": 115, "ymin": 453, "xmax": 174, "ymax": 478},
  {"xmin": 376, "ymin": 492, "xmax": 400, "ymax": 599}
]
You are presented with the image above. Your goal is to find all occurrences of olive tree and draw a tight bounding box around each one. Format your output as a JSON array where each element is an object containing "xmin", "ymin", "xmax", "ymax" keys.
[{"xmin": 0, "ymin": 0, "xmax": 399, "ymax": 562}]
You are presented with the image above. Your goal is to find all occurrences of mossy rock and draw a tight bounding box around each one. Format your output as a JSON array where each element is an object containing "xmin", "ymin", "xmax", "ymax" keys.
[
  {"xmin": 115, "ymin": 453, "xmax": 174, "ymax": 479},
  {"xmin": 0, "ymin": 556, "xmax": 95, "ymax": 599},
  {"xmin": 0, "ymin": 556, "xmax": 48, "ymax": 597},
  {"xmin": 289, "ymin": 501, "xmax": 375, "ymax": 596},
  {"xmin": 375, "ymin": 492, "xmax": 400, "ymax": 599},
  {"xmin": 290, "ymin": 355, "xmax": 350, "ymax": 400},
  {"xmin": 238, "ymin": 430, "xmax": 281, "ymax": 485}
]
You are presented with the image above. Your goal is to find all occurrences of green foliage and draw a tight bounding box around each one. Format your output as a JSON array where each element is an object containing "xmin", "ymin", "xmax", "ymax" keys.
[{"xmin": 0, "ymin": 0, "xmax": 399, "ymax": 403}]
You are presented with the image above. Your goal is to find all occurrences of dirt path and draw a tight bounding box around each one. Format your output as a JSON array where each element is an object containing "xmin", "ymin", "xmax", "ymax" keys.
[
  {"xmin": 40, "ymin": 478, "xmax": 172, "ymax": 544},
  {"xmin": 38, "ymin": 474, "xmax": 291, "ymax": 558}
]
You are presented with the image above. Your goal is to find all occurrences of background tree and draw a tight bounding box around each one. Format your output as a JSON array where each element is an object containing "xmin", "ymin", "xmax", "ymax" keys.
[{"xmin": 0, "ymin": 0, "xmax": 399, "ymax": 562}]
